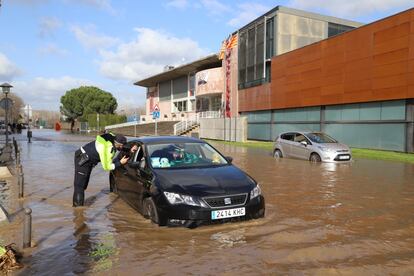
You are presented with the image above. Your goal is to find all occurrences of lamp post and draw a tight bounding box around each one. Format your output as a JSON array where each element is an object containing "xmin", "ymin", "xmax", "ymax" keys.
[{"xmin": 0, "ymin": 82, "xmax": 12, "ymax": 146}]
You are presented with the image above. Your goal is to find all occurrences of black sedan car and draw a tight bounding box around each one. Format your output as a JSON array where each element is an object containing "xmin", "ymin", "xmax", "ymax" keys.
[{"xmin": 110, "ymin": 136, "xmax": 265, "ymax": 228}]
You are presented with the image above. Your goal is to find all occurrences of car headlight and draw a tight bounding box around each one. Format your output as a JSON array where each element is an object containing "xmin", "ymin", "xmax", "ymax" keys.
[
  {"xmin": 250, "ymin": 185, "xmax": 262, "ymax": 200},
  {"xmin": 318, "ymin": 146, "xmax": 332, "ymax": 152},
  {"xmin": 163, "ymin": 191, "xmax": 208, "ymax": 207}
]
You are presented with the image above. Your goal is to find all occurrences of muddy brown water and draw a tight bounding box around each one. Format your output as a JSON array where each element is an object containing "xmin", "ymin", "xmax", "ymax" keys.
[{"xmin": 1, "ymin": 130, "xmax": 414, "ymax": 275}]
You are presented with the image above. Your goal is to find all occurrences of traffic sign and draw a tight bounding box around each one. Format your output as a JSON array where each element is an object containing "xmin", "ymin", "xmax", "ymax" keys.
[
  {"xmin": 152, "ymin": 111, "xmax": 160, "ymax": 119},
  {"xmin": 153, "ymin": 104, "xmax": 160, "ymax": 112}
]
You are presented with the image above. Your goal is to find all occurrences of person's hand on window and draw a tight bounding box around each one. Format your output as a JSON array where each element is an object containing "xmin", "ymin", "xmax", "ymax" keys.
[{"xmin": 120, "ymin": 156, "xmax": 129, "ymax": 165}]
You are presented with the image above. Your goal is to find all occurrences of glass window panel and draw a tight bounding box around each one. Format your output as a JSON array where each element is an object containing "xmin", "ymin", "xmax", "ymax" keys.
[
  {"xmin": 306, "ymin": 107, "xmax": 321, "ymax": 121},
  {"xmin": 172, "ymin": 76, "xmax": 188, "ymax": 99},
  {"xmin": 325, "ymin": 105, "xmax": 342, "ymax": 121},
  {"xmin": 325, "ymin": 123, "xmax": 405, "ymax": 151},
  {"xmin": 247, "ymin": 28, "xmax": 255, "ymax": 82},
  {"xmin": 247, "ymin": 124, "xmax": 271, "ymax": 140},
  {"xmin": 256, "ymin": 23, "xmax": 264, "ymax": 80},
  {"xmin": 360, "ymin": 102, "xmax": 381, "ymax": 120},
  {"xmin": 159, "ymin": 81, "xmax": 171, "ymax": 101},
  {"xmin": 266, "ymin": 18, "xmax": 274, "ymax": 59},
  {"xmin": 247, "ymin": 111, "xmax": 271, "ymax": 122},
  {"xmin": 238, "ymin": 31, "xmax": 247, "ymax": 85},
  {"xmin": 328, "ymin": 22, "xmax": 355, "ymax": 37},
  {"xmin": 381, "ymin": 100, "xmax": 406, "ymax": 120},
  {"xmin": 341, "ymin": 103, "xmax": 360, "ymax": 120}
]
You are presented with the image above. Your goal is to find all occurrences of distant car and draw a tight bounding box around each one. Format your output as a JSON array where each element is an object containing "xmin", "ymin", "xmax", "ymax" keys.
[
  {"xmin": 273, "ymin": 131, "xmax": 352, "ymax": 162},
  {"xmin": 110, "ymin": 136, "xmax": 265, "ymax": 228}
]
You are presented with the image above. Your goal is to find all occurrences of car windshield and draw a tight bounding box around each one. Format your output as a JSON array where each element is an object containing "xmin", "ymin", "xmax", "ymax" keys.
[
  {"xmin": 305, "ymin": 133, "xmax": 337, "ymax": 143},
  {"xmin": 147, "ymin": 142, "xmax": 228, "ymax": 169}
]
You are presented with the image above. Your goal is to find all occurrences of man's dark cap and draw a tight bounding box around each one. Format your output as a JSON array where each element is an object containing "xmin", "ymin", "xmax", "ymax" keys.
[{"xmin": 114, "ymin": 134, "xmax": 127, "ymax": 145}]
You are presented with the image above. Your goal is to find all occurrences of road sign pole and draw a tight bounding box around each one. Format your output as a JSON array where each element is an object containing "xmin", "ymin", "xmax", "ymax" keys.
[{"xmin": 152, "ymin": 104, "xmax": 160, "ymax": 136}]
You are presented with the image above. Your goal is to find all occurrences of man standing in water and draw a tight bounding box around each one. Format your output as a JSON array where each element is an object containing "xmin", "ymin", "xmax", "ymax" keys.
[{"xmin": 72, "ymin": 132, "xmax": 135, "ymax": 207}]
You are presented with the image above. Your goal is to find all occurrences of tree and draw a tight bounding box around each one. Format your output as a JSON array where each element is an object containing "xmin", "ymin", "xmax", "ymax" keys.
[
  {"xmin": 60, "ymin": 86, "xmax": 117, "ymax": 132},
  {"xmin": 0, "ymin": 93, "xmax": 24, "ymax": 123}
]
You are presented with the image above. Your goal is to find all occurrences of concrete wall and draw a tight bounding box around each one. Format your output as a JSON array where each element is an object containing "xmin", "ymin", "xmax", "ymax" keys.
[
  {"xmin": 199, "ymin": 117, "xmax": 247, "ymax": 142},
  {"xmin": 277, "ymin": 12, "xmax": 326, "ymax": 55},
  {"xmin": 196, "ymin": 67, "xmax": 224, "ymax": 96}
]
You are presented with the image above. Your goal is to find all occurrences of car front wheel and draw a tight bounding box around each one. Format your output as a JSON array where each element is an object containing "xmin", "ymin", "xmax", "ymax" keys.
[
  {"xmin": 143, "ymin": 197, "xmax": 159, "ymax": 225},
  {"xmin": 310, "ymin": 153, "xmax": 321, "ymax": 163},
  {"xmin": 273, "ymin": 149, "xmax": 283, "ymax": 158}
]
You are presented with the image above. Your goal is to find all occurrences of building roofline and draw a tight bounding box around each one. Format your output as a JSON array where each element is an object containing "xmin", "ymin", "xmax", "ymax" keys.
[
  {"xmin": 238, "ymin": 5, "xmax": 363, "ymax": 31},
  {"xmin": 134, "ymin": 54, "xmax": 221, "ymax": 87},
  {"xmin": 270, "ymin": 7, "xmax": 414, "ymax": 61}
]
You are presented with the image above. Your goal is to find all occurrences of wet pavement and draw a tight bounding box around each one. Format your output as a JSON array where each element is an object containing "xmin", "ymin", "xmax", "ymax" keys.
[{"xmin": 1, "ymin": 129, "xmax": 414, "ymax": 275}]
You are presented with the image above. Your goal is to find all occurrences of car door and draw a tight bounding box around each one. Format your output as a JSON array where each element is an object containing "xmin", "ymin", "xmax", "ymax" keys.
[
  {"xmin": 291, "ymin": 133, "xmax": 312, "ymax": 160},
  {"xmin": 124, "ymin": 144, "xmax": 148, "ymax": 211},
  {"xmin": 279, "ymin": 133, "xmax": 295, "ymax": 157}
]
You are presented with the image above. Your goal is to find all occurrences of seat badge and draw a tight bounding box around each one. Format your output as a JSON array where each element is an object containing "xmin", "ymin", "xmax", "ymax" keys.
[{"xmin": 224, "ymin": 198, "xmax": 231, "ymax": 205}]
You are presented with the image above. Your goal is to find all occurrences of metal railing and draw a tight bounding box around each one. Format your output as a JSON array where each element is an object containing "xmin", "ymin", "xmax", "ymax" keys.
[
  {"xmin": 198, "ymin": 111, "xmax": 222, "ymax": 119},
  {"xmin": 174, "ymin": 118, "xmax": 199, "ymax": 136},
  {"xmin": 174, "ymin": 111, "xmax": 222, "ymax": 135}
]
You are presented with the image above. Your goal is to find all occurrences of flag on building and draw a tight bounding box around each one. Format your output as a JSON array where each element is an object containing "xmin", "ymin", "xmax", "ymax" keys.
[{"xmin": 219, "ymin": 34, "xmax": 238, "ymax": 60}]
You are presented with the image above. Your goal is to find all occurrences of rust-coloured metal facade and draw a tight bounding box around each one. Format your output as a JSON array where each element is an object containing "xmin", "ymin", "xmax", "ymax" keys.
[{"xmin": 239, "ymin": 8, "xmax": 414, "ymax": 112}]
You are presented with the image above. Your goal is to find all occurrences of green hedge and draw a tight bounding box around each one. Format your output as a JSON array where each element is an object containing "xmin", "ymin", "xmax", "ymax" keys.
[{"xmin": 81, "ymin": 113, "xmax": 126, "ymax": 131}]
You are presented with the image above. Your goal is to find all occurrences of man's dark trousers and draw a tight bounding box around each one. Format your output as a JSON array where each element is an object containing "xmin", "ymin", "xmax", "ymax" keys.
[{"xmin": 73, "ymin": 149, "xmax": 93, "ymax": 207}]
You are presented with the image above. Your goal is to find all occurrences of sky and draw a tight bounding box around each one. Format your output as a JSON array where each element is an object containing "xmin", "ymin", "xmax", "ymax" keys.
[{"xmin": 0, "ymin": 0, "xmax": 413, "ymax": 111}]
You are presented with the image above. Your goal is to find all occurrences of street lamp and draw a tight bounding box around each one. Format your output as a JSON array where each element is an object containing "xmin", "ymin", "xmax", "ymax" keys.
[{"xmin": 0, "ymin": 82, "xmax": 12, "ymax": 146}]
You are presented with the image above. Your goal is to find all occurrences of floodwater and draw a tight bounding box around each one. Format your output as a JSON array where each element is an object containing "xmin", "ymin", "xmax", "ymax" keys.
[{"xmin": 1, "ymin": 130, "xmax": 414, "ymax": 275}]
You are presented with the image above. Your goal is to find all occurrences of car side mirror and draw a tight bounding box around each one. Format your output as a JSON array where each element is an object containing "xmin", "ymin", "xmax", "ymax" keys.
[
  {"xmin": 225, "ymin": 156, "xmax": 233, "ymax": 163},
  {"xmin": 300, "ymin": 141, "xmax": 308, "ymax": 147}
]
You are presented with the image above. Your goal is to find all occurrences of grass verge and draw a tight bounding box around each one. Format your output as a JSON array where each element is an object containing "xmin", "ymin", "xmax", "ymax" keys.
[{"xmin": 207, "ymin": 139, "xmax": 414, "ymax": 164}]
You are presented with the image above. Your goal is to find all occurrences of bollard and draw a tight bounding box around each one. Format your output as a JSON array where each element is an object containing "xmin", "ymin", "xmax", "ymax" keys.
[
  {"xmin": 23, "ymin": 208, "xmax": 32, "ymax": 248},
  {"xmin": 18, "ymin": 172, "xmax": 24, "ymax": 198},
  {"xmin": 15, "ymin": 152, "xmax": 20, "ymax": 167},
  {"xmin": 17, "ymin": 164, "xmax": 23, "ymax": 175}
]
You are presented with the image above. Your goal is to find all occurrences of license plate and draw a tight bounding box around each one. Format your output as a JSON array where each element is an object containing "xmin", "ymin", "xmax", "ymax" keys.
[
  {"xmin": 211, "ymin": 207, "xmax": 245, "ymax": 220},
  {"xmin": 339, "ymin": 155, "xmax": 350, "ymax": 160}
]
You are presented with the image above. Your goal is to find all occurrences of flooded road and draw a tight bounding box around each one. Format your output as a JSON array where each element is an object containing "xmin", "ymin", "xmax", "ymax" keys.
[{"xmin": 2, "ymin": 130, "xmax": 414, "ymax": 275}]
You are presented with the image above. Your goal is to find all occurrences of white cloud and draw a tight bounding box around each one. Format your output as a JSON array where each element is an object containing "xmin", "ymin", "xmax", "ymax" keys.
[
  {"xmin": 38, "ymin": 43, "xmax": 69, "ymax": 56},
  {"xmin": 70, "ymin": 24, "xmax": 120, "ymax": 50},
  {"xmin": 288, "ymin": 0, "xmax": 414, "ymax": 18},
  {"xmin": 166, "ymin": 0, "xmax": 189, "ymax": 9},
  {"xmin": 38, "ymin": 17, "xmax": 62, "ymax": 38},
  {"xmin": 0, "ymin": 52, "xmax": 22, "ymax": 80},
  {"xmin": 98, "ymin": 27, "xmax": 209, "ymax": 82},
  {"xmin": 227, "ymin": 3, "xmax": 270, "ymax": 27},
  {"xmin": 13, "ymin": 76, "xmax": 94, "ymax": 110}
]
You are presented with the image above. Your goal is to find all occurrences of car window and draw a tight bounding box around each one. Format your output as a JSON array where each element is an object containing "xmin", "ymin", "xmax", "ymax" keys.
[
  {"xmin": 294, "ymin": 134, "xmax": 307, "ymax": 143},
  {"xmin": 147, "ymin": 142, "xmax": 228, "ymax": 169},
  {"xmin": 133, "ymin": 146, "xmax": 143, "ymax": 163},
  {"xmin": 280, "ymin": 133, "xmax": 295, "ymax": 141},
  {"xmin": 306, "ymin": 133, "xmax": 337, "ymax": 143}
]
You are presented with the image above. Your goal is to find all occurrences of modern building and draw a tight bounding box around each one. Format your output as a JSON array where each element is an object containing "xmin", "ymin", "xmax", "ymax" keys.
[
  {"xmin": 239, "ymin": 7, "xmax": 414, "ymax": 152},
  {"xmin": 135, "ymin": 54, "xmax": 222, "ymax": 123},
  {"xmin": 135, "ymin": 6, "xmax": 361, "ymax": 122},
  {"xmin": 135, "ymin": 5, "xmax": 414, "ymax": 152}
]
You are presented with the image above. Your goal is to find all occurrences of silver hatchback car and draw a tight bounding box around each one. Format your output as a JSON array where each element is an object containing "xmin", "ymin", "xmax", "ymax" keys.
[{"xmin": 273, "ymin": 132, "xmax": 352, "ymax": 162}]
